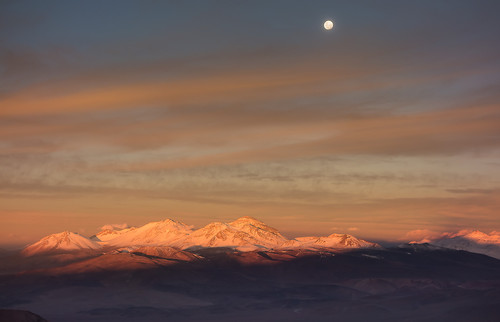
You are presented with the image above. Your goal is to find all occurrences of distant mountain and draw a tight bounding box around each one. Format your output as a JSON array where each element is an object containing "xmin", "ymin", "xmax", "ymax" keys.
[
  {"xmin": 91, "ymin": 226, "xmax": 136, "ymax": 242},
  {"xmin": 430, "ymin": 230, "xmax": 500, "ymax": 259},
  {"xmin": 8, "ymin": 220, "xmax": 500, "ymax": 322},
  {"xmin": 285, "ymin": 233, "xmax": 379, "ymax": 249},
  {"xmin": 102, "ymin": 216, "xmax": 289, "ymax": 251},
  {"xmin": 22, "ymin": 217, "xmax": 381, "ymax": 256},
  {"xmin": 185, "ymin": 217, "xmax": 288, "ymax": 250},
  {"xmin": 106, "ymin": 218, "xmax": 193, "ymax": 247},
  {"xmin": 22, "ymin": 231, "xmax": 101, "ymax": 256},
  {"xmin": 230, "ymin": 216, "xmax": 289, "ymax": 246}
]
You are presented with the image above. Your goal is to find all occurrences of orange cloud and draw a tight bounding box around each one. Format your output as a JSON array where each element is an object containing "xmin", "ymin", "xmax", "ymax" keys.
[
  {"xmin": 85, "ymin": 103, "xmax": 500, "ymax": 172},
  {"xmin": 401, "ymin": 229, "xmax": 443, "ymax": 243}
]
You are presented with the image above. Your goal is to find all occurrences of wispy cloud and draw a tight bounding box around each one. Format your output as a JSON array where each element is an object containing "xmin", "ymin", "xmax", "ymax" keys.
[
  {"xmin": 2, "ymin": 1, "xmax": 500, "ymax": 245},
  {"xmin": 446, "ymin": 188, "xmax": 495, "ymax": 195},
  {"xmin": 100, "ymin": 223, "xmax": 129, "ymax": 231}
]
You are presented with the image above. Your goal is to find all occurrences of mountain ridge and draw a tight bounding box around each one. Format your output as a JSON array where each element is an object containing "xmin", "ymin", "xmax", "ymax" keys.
[
  {"xmin": 22, "ymin": 231, "xmax": 101, "ymax": 256},
  {"xmin": 21, "ymin": 218, "xmax": 500, "ymax": 260},
  {"xmin": 22, "ymin": 217, "xmax": 379, "ymax": 256}
]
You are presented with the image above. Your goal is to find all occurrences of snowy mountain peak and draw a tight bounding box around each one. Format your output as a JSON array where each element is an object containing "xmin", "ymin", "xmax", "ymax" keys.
[
  {"xmin": 196, "ymin": 222, "xmax": 232, "ymax": 235},
  {"xmin": 230, "ymin": 216, "xmax": 281, "ymax": 234},
  {"xmin": 93, "ymin": 227, "xmax": 136, "ymax": 242},
  {"xmin": 105, "ymin": 218, "xmax": 193, "ymax": 247},
  {"xmin": 99, "ymin": 217, "xmax": 380, "ymax": 251},
  {"xmin": 188, "ymin": 222, "xmax": 240, "ymax": 247},
  {"xmin": 429, "ymin": 230, "xmax": 500, "ymax": 259},
  {"xmin": 185, "ymin": 218, "xmax": 287, "ymax": 250},
  {"xmin": 22, "ymin": 231, "xmax": 101, "ymax": 256},
  {"xmin": 152, "ymin": 218, "xmax": 193, "ymax": 231},
  {"xmin": 285, "ymin": 233, "xmax": 380, "ymax": 249},
  {"xmin": 25, "ymin": 217, "xmax": 382, "ymax": 255},
  {"xmin": 230, "ymin": 216, "xmax": 264, "ymax": 225}
]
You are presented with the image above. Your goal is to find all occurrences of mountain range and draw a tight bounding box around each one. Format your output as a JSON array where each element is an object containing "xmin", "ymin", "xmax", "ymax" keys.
[
  {"xmin": 2, "ymin": 217, "xmax": 500, "ymax": 322},
  {"xmin": 22, "ymin": 216, "xmax": 379, "ymax": 257},
  {"xmin": 20, "ymin": 216, "xmax": 500, "ymax": 260}
]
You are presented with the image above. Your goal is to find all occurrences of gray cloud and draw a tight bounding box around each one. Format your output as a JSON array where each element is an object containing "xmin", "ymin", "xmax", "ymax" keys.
[{"xmin": 446, "ymin": 188, "xmax": 495, "ymax": 195}]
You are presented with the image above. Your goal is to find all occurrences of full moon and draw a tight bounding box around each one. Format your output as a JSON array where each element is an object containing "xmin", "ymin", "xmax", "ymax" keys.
[{"xmin": 324, "ymin": 20, "xmax": 334, "ymax": 30}]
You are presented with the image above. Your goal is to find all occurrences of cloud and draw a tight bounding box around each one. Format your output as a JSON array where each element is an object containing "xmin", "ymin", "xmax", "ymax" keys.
[
  {"xmin": 0, "ymin": 48, "xmax": 45, "ymax": 77},
  {"xmin": 2, "ymin": 1, "xmax": 500, "ymax": 247},
  {"xmin": 401, "ymin": 229, "xmax": 500, "ymax": 244},
  {"xmin": 348, "ymin": 227, "xmax": 359, "ymax": 232},
  {"xmin": 1, "ymin": 25, "xmax": 499, "ymax": 167},
  {"xmin": 0, "ymin": 54, "xmax": 376, "ymax": 117},
  {"xmin": 446, "ymin": 188, "xmax": 494, "ymax": 194},
  {"xmin": 12, "ymin": 100, "xmax": 485, "ymax": 176},
  {"xmin": 100, "ymin": 223, "xmax": 129, "ymax": 231},
  {"xmin": 401, "ymin": 229, "xmax": 444, "ymax": 243}
]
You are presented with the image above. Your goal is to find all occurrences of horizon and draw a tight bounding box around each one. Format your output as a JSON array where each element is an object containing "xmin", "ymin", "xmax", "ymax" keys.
[{"xmin": 2, "ymin": 1, "xmax": 500, "ymax": 249}]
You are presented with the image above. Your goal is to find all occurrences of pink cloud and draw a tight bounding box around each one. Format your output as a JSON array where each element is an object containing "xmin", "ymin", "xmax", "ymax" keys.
[{"xmin": 401, "ymin": 229, "xmax": 444, "ymax": 243}]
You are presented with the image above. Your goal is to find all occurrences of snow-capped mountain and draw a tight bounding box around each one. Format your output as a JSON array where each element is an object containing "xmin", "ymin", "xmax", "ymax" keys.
[
  {"xmin": 185, "ymin": 217, "xmax": 288, "ymax": 250},
  {"xmin": 92, "ymin": 226, "xmax": 136, "ymax": 242},
  {"xmin": 430, "ymin": 230, "xmax": 500, "ymax": 259},
  {"xmin": 22, "ymin": 217, "xmax": 381, "ymax": 256},
  {"xmin": 105, "ymin": 218, "xmax": 193, "ymax": 247},
  {"xmin": 22, "ymin": 231, "xmax": 101, "ymax": 256},
  {"xmin": 284, "ymin": 233, "xmax": 379, "ymax": 249},
  {"xmin": 229, "ymin": 216, "xmax": 289, "ymax": 246}
]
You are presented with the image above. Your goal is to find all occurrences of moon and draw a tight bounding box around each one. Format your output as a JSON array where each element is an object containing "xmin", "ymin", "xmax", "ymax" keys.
[{"xmin": 324, "ymin": 20, "xmax": 334, "ymax": 30}]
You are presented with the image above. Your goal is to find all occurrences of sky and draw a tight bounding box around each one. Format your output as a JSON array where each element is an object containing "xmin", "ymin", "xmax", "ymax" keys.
[{"xmin": 1, "ymin": 0, "xmax": 500, "ymax": 248}]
